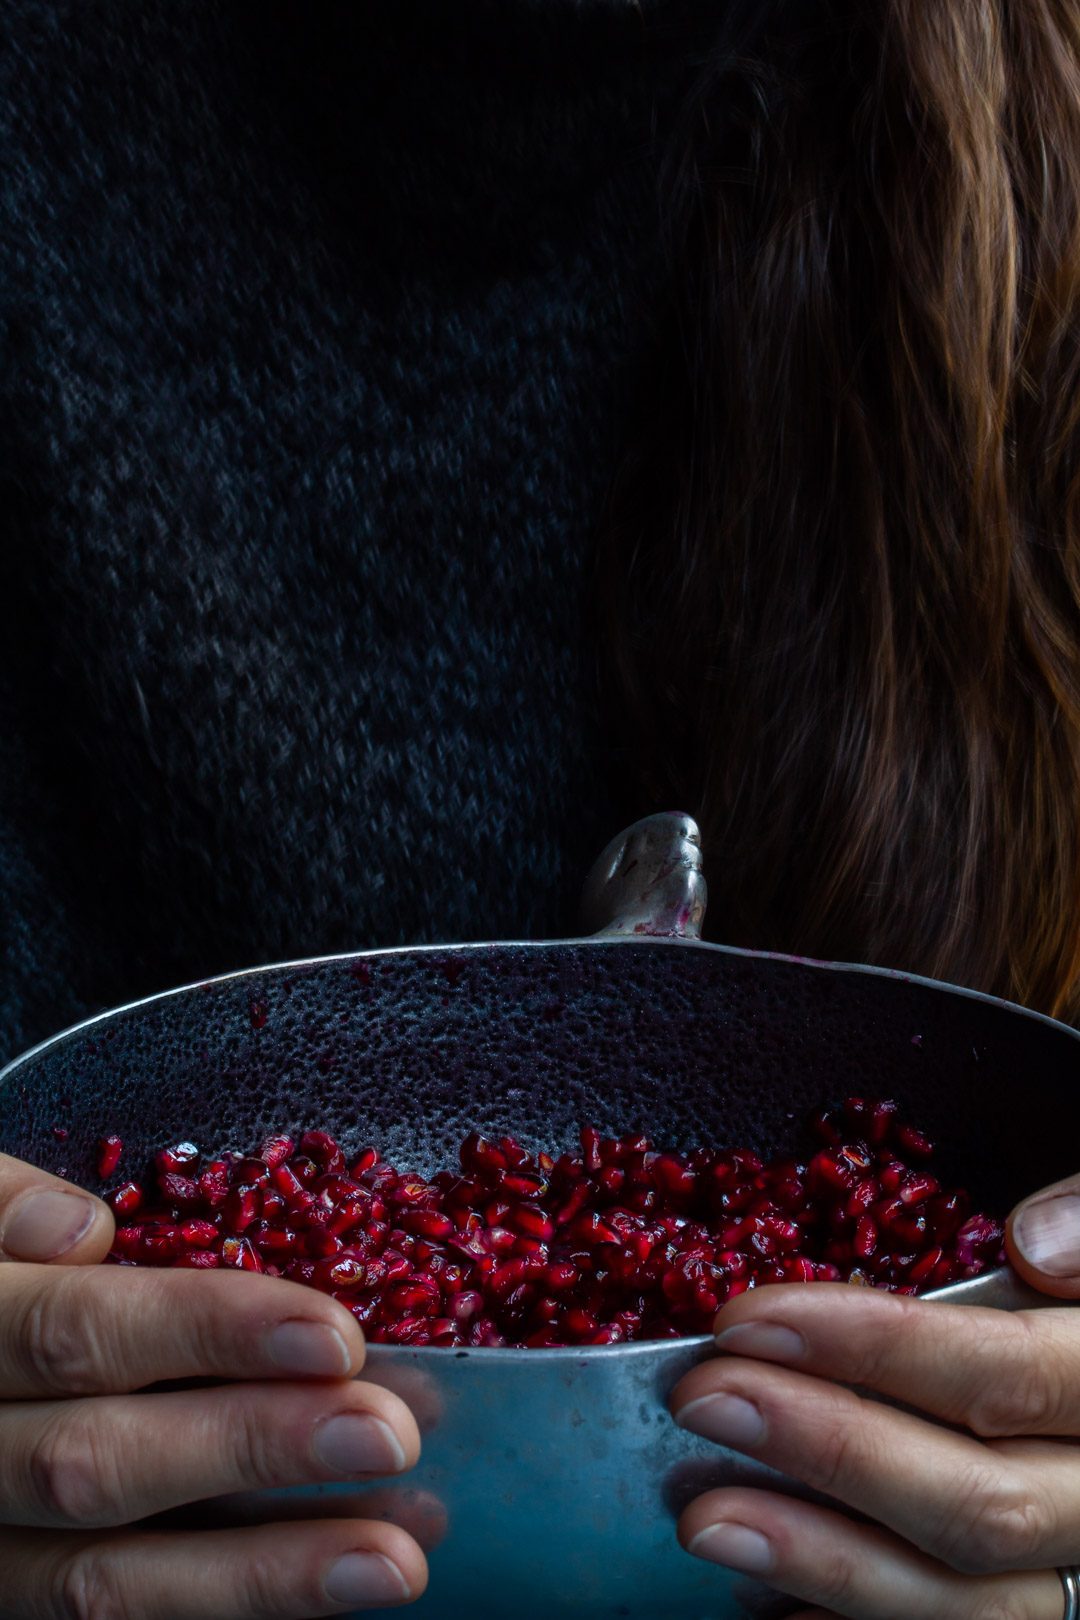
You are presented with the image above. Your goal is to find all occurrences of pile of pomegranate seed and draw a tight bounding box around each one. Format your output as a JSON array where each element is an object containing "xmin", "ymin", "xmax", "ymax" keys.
[{"xmin": 99, "ymin": 1098, "xmax": 1005, "ymax": 1348}]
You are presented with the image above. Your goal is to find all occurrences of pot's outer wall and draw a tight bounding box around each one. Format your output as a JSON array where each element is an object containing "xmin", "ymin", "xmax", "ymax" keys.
[{"xmin": 2, "ymin": 936, "xmax": 1079, "ymax": 1620}]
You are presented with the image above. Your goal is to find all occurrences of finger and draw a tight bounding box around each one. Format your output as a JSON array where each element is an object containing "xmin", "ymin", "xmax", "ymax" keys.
[
  {"xmin": 1009, "ymin": 1170, "xmax": 1080, "ymax": 1298},
  {"xmin": 678, "ymin": 1486, "xmax": 1065, "ymax": 1620},
  {"xmin": 0, "ymin": 1378, "xmax": 420, "ymax": 1529},
  {"xmin": 0, "ymin": 1518, "xmax": 426, "ymax": 1617},
  {"xmin": 0, "ymin": 1153, "xmax": 113, "ymax": 1264},
  {"xmin": 0, "ymin": 1264, "xmax": 369, "ymax": 1398},
  {"xmin": 671, "ymin": 1354, "xmax": 1080, "ymax": 1573},
  {"xmin": 706, "ymin": 1282, "xmax": 1080, "ymax": 1438},
  {"xmin": 159, "ymin": 1484, "xmax": 448, "ymax": 1552}
]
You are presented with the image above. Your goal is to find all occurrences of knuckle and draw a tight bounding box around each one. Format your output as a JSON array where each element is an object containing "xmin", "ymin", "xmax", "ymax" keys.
[
  {"xmin": 807, "ymin": 1544, "xmax": 861, "ymax": 1611},
  {"xmin": 963, "ymin": 1317, "xmax": 1066, "ymax": 1438},
  {"xmin": 55, "ymin": 1547, "xmax": 135, "ymax": 1620},
  {"xmin": 231, "ymin": 1394, "xmax": 290, "ymax": 1490},
  {"xmin": 805, "ymin": 1402, "xmax": 864, "ymax": 1495},
  {"xmin": 20, "ymin": 1274, "xmax": 106, "ymax": 1396},
  {"xmin": 935, "ymin": 1473, "xmax": 1043, "ymax": 1574},
  {"xmin": 967, "ymin": 1383, "xmax": 1055, "ymax": 1439},
  {"xmin": 969, "ymin": 1598, "xmax": 1024, "ymax": 1620},
  {"xmin": 242, "ymin": 1551, "xmax": 296, "ymax": 1618},
  {"xmin": 28, "ymin": 1411, "xmax": 129, "ymax": 1528}
]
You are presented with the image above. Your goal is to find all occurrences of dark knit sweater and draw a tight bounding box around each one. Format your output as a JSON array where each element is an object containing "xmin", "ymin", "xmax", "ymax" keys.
[{"xmin": 0, "ymin": 0, "xmax": 717, "ymax": 1067}]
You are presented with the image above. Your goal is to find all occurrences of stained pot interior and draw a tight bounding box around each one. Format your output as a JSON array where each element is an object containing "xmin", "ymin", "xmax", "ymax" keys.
[{"xmin": 2, "ymin": 939, "xmax": 1077, "ymax": 1217}]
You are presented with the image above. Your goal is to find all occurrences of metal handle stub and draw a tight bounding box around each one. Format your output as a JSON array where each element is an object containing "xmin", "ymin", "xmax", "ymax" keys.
[{"xmin": 579, "ymin": 812, "xmax": 708, "ymax": 940}]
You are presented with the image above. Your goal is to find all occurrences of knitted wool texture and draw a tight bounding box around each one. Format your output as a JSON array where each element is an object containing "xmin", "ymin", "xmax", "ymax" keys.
[{"xmin": 0, "ymin": 0, "xmax": 709, "ymax": 1065}]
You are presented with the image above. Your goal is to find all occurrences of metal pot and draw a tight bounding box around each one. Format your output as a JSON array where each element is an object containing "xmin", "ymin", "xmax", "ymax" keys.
[{"xmin": 2, "ymin": 813, "xmax": 1078, "ymax": 1620}]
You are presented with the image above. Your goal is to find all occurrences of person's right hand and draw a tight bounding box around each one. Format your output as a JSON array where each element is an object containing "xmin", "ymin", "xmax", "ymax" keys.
[{"xmin": 0, "ymin": 1151, "xmax": 427, "ymax": 1619}]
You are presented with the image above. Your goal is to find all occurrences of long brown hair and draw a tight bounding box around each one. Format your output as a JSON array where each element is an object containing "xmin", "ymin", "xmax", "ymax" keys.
[{"xmin": 602, "ymin": 0, "xmax": 1080, "ymax": 1017}]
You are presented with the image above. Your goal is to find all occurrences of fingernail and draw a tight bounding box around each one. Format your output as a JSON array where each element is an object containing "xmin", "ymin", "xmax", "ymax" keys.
[
  {"xmin": 324, "ymin": 1552, "xmax": 411, "ymax": 1605},
  {"xmin": 715, "ymin": 1322, "xmax": 807, "ymax": 1361},
  {"xmin": 314, "ymin": 1412, "xmax": 407, "ymax": 1475},
  {"xmin": 1, "ymin": 1190, "xmax": 98, "ymax": 1260},
  {"xmin": 675, "ymin": 1392, "xmax": 765, "ymax": 1448},
  {"xmin": 687, "ymin": 1522, "xmax": 775, "ymax": 1574},
  {"xmin": 1013, "ymin": 1195, "xmax": 1080, "ymax": 1277},
  {"xmin": 266, "ymin": 1319, "xmax": 353, "ymax": 1377}
]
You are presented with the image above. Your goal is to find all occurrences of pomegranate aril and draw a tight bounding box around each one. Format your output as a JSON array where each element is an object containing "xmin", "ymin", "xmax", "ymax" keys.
[
  {"xmin": 808, "ymin": 1150, "xmax": 858, "ymax": 1192},
  {"xmin": 588, "ymin": 1324, "xmax": 626, "ymax": 1344},
  {"xmin": 468, "ymin": 1316, "xmax": 504, "ymax": 1347},
  {"xmin": 563, "ymin": 1307, "xmax": 598, "ymax": 1339},
  {"xmin": 97, "ymin": 1136, "xmax": 124, "ymax": 1178},
  {"xmin": 854, "ymin": 1215, "xmax": 878, "ymax": 1260},
  {"xmin": 894, "ymin": 1124, "xmax": 934, "ymax": 1159},
  {"xmin": 544, "ymin": 1261, "xmax": 580, "ymax": 1291},
  {"xmin": 498, "ymin": 1136, "xmax": 532, "ymax": 1170},
  {"xmin": 507, "ymin": 1204, "xmax": 554, "ymax": 1241},
  {"xmin": 223, "ymin": 1187, "xmax": 260, "ymax": 1233},
  {"xmin": 107, "ymin": 1181, "xmax": 143, "ymax": 1217},
  {"xmin": 779, "ymin": 1258, "xmax": 817, "ymax": 1282},
  {"xmin": 255, "ymin": 1224, "xmax": 299, "ymax": 1255},
  {"xmin": 158, "ymin": 1173, "xmax": 201, "ymax": 1205},
  {"xmin": 180, "ymin": 1219, "xmax": 218, "ymax": 1248},
  {"xmin": 498, "ymin": 1172, "xmax": 546, "ymax": 1200},
  {"xmin": 568, "ymin": 1211, "xmax": 619, "ymax": 1245},
  {"xmin": 256, "ymin": 1135, "xmax": 294, "ymax": 1168},
  {"xmin": 907, "ymin": 1246, "xmax": 946, "ymax": 1286},
  {"xmin": 315, "ymin": 1255, "xmax": 367, "ymax": 1290},
  {"xmin": 111, "ymin": 1225, "xmax": 146, "ymax": 1257},
  {"xmin": 198, "ymin": 1163, "xmax": 230, "ymax": 1205},
  {"xmin": 221, "ymin": 1236, "xmax": 262, "ymax": 1271},
  {"xmin": 489, "ymin": 1258, "xmax": 531, "ymax": 1298},
  {"xmin": 139, "ymin": 1227, "xmax": 184, "ymax": 1261},
  {"xmin": 843, "ymin": 1097, "xmax": 898, "ymax": 1145},
  {"xmin": 156, "ymin": 1142, "xmax": 199, "ymax": 1175},
  {"xmin": 305, "ymin": 1229, "xmax": 344, "ymax": 1259},
  {"xmin": 761, "ymin": 1217, "xmax": 801, "ymax": 1250},
  {"xmin": 483, "ymin": 1226, "xmax": 517, "ymax": 1255},
  {"xmin": 460, "ymin": 1133, "xmax": 507, "ymax": 1175},
  {"xmin": 899, "ymin": 1173, "xmax": 939, "ymax": 1206},
  {"xmin": 284, "ymin": 1258, "xmax": 317, "ymax": 1285},
  {"xmin": 387, "ymin": 1178, "xmax": 434, "ymax": 1208},
  {"xmin": 554, "ymin": 1183, "xmax": 591, "ymax": 1227},
  {"xmin": 652, "ymin": 1154, "xmax": 695, "ymax": 1200},
  {"xmin": 580, "ymin": 1126, "xmax": 602, "ymax": 1174},
  {"xmin": 400, "ymin": 1209, "xmax": 454, "ymax": 1240},
  {"xmin": 231, "ymin": 1158, "xmax": 271, "ymax": 1190},
  {"xmin": 380, "ymin": 1316, "xmax": 431, "ymax": 1344},
  {"xmin": 299, "ymin": 1131, "xmax": 346, "ymax": 1173},
  {"xmin": 810, "ymin": 1107, "xmax": 844, "ymax": 1145},
  {"xmin": 365, "ymin": 1250, "xmax": 390, "ymax": 1289},
  {"xmin": 845, "ymin": 1179, "xmax": 878, "ymax": 1218},
  {"xmin": 271, "ymin": 1163, "xmax": 307, "ymax": 1201}
]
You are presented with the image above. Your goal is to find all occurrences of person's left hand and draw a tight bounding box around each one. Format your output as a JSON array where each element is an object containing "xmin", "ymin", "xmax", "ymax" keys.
[{"xmin": 669, "ymin": 1168, "xmax": 1080, "ymax": 1618}]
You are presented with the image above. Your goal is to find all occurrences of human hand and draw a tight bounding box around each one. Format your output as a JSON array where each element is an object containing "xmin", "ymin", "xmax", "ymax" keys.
[
  {"xmin": 669, "ymin": 1169, "xmax": 1080, "ymax": 1618},
  {"xmin": 0, "ymin": 1151, "xmax": 427, "ymax": 1618}
]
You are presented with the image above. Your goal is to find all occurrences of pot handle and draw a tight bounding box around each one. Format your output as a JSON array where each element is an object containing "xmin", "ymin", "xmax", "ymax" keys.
[{"xmin": 579, "ymin": 812, "xmax": 708, "ymax": 940}]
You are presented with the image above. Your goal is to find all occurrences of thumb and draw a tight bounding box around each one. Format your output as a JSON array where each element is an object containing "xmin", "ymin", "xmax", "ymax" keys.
[
  {"xmin": 1006, "ymin": 1171, "xmax": 1080, "ymax": 1298},
  {"xmin": 0, "ymin": 1151, "xmax": 114, "ymax": 1263}
]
